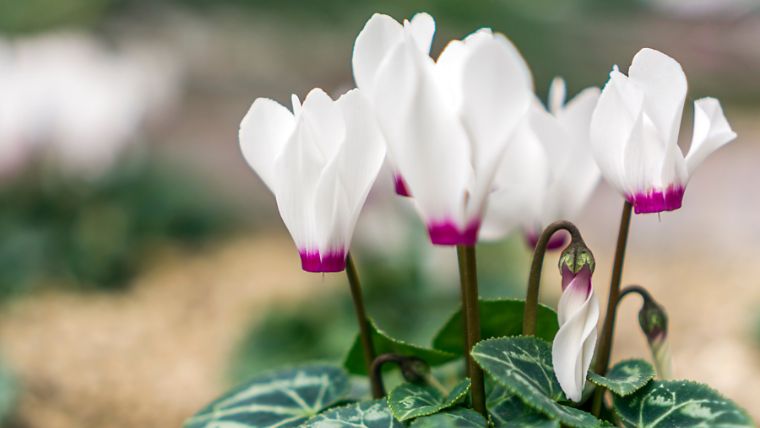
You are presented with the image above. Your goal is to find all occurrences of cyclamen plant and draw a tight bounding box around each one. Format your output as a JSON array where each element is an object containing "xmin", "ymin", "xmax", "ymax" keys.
[{"xmin": 186, "ymin": 12, "xmax": 752, "ymax": 428}]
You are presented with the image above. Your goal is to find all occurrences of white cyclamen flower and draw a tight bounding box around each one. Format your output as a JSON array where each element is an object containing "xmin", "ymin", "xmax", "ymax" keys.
[
  {"xmin": 590, "ymin": 48, "xmax": 736, "ymax": 214},
  {"xmin": 239, "ymin": 88, "xmax": 385, "ymax": 272},
  {"xmin": 354, "ymin": 13, "xmax": 533, "ymax": 245},
  {"xmin": 352, "ymin": 13, "xmax": 435, "ymax": 197},
  {"xmin": 552, "ymin": 264, "xmax": 599, "ymax": 402},
  {"xmin": 482, "ymin": 78, "xmax": 600, "ymax": 249}
]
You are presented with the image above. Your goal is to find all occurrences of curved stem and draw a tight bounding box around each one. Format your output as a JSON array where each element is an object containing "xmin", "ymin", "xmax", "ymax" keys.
[
  {"xmin": 591, "ymin": 200, "xmax": 633, "ymax": 416},
  {"xmin": 523, "ymin": 220, "xmax": 583, "ymax": 336},
  {"xmin": 618, "ymin": 285, "xmax": 652, "ymax": 305},
  {"xmin": 370, "ymin": 354, "xmax": 431, "ymax": 397},
  {"xmin": 345, "ymin": 253, "xmax": 382, "ymax": 399},
  {"xmin": 369, "ymin": 354, "xmax": 405, "ymax": 397},
  {"xmin": 456, "ymin": 245, "xmax": 486, "ymax": 417}
]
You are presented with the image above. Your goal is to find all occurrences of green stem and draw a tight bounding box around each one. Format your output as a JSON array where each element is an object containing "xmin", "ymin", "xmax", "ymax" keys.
[
  {"xmin": 345, "ymin": 253, "xmax": 382, "ymax": 399},
  {"xmin": 523, "ymin": 220, "xmax": 583, "ymax": 336},
  {"xmin": 456, "ymin": 245, "xmax": 486, "ymax": 417},
  {"xmin": 591, "ymin": 201, "xmax": 633, "ymax": 416}
]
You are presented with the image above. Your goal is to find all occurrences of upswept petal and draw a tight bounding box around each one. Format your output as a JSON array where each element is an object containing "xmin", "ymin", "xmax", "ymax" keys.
[
  {"xmin": 553, "ymin": 87, "xmax": 601, "ymax": 219},
  {"xmin": 313, "ymin": 89, "xmax": 386, "ymax": 260},
  {"xmin": 352, "ymin": 13, "xmax": 435, "ymax": 96},
  {"xmin": 406, "ymin": 13, "xmax": 436, "ymax": 54},
  {"xmin": 298, "ymin": 88, "xmax": 345, "ymax": 164},
  {"xmin": 352, "ymin": 14, "xmax": 403, "ymax": 94},
  {"xmin": 628, "ymin": 48, "xmax": 687, "ymax": 147},
  {"xmin": 548, "ymin": 77, "xmax": 567, "ymax": 115},
  {"xmin": 480, "ymin": 119, "xmax": 548, "ymax": 240},
  {"xmin": 372, "ymin": 32, "xmax": 471, "ymax": 236},
  {"xmin": 685, "ymin": 97, "xmax": 737, "ymax": 176},
  {"xmin": 239, "ymin": 98, "xmax": 295, "ymax": 191},
  {"xmin": 458, "ymin": 32, "xmax": 533, "ymax": 220},
  {"xmin": 590, "ymin": 67, "xmax": 644, "ymax": 194},
  {"xmin": 552, "ymin": 282, "xmax": 599, "ymax": 402}
]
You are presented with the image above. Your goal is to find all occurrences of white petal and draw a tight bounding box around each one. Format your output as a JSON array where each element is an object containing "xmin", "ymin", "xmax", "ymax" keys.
[
  {"xmin": 352, "ymin": 13, "xmax": 404, "ymax": 94},
  {"xmin": 628, "ymin": 48, "xmax": 687, "ymax": 147},
  {"xmin": 548, "ymin": 77, "xmax": 567, "ymax": 115},
  {"xmin": 551, "ymin": 87, "xmax": 601, "ymax": 220},
  {"xmin": 239, "ymin": 97, "xmax": 295, "ymax": 191},
  {"xmin": 590, "ymin": 68, "xmax": 644, "ymax": 194},
  {"xmin": 685, "ymin": 97, "xmax": 736, "ymax": 176},
  {"xmin": 552, "ymin": 284, "xmax": 599, "ymax": 402},
  {"xmin": 299, "ymin": 88, "xmax": 345, "ymax": 164},
  {"xmin": 372, "ymin": 33, "xmax": 471, "ymax": 229},
  {"xmin": 480, "ymin": 117, "xmax": 548, "ymax": 240},
  {"xmin": 407, "ymin": 13, "xmax": 436, "ymax": 54},
  {"xmin": 458, "ymin": 32, "xmax": 533, "ymax": 219},
  {"xmin": 314, "ymin": 89, "xmax": 386, "ymax": 255}
]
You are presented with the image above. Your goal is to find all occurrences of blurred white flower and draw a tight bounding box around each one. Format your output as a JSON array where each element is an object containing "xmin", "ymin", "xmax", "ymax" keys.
[
  {"xmin": 239, "ymin": 88, "xmax": 385, "ymax": 272},
  {"xmin": 590, "ymin": 48, "xmax": 736, "ymax": 214},
  {"xmin": 482, "ymin": 78, "xmax": 600, "ymax": 248},
  {"xmin": 0, "ymin": 32, "xmax": 182, "ymax": 178},
  {"xmin": 356, "ymin": 13, "xmax": 534, "ymax": 246}
]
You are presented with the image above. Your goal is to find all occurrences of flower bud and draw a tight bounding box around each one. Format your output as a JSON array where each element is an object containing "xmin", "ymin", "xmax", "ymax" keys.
[
  {"xmin": 552, "ymin": 239, "xmax": 599, "ymax": 402},
  {"xmin": 558, "ymin": 240, "xmax": 595, "ymax": 291},
  {"xmin": 638, "ymin": 296, "xmax": 671, "ymax": 379}
]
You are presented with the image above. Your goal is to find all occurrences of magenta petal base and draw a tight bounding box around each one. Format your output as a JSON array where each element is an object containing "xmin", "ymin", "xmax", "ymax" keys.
[
  {"xmin": 626, "ymin": 186, "xmax": 685, "ymax": 214},
  {"xmin": 428, "ymin": 220, "xmax": 480, "ymax": 246},
  {"xmin": 525, "ymin": 230, "xmax": 567, "ymax": 251},
  {"xmin": 393, "ymin": 174, "xmax": 412, "ymax": 197},
  {"xmin": 299, "ymin": 249, "xmax": 346, "ymax": 273}
]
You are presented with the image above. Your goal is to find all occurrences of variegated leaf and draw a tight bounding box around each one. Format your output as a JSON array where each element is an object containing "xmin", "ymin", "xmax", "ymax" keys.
[
  {"xmin": 588, "ymin": 359, "xmax": 655, "ymax": 397},
  {"xmin": 409, "ymin": 407, "xmax": 486, "ymax": 427},
  {"xmin": 387, "ymin": 378, "xmax": 470, "ymax": 421},
  {"xmin": 304, "ymin": 400, "xmax": 404, "ymax": 428}
]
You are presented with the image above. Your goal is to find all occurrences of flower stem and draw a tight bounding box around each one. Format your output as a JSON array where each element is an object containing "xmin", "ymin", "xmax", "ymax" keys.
[
  {"xmin": 345, "ymin": 253, "xmax": 382, "ymax": 399},
  {"xmin": 370, "ymin": 354, "xmax": 432, "ymax": 396},
  {"xmin": 523, "ymin": 220, "xmax": 583, "ymax": 336},
  {"xmin": 591, "ymin": 200, "xmax": 632, "ymax": 416},
  {"xmin": 456, "ymin": 244, "xmax": 486, "ymax": 417}
]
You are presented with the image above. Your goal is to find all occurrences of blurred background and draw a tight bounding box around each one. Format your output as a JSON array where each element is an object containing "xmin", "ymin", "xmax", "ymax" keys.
[{"xmin": 0, "ymin": 0, "xmax": 758, "ymax": 426}]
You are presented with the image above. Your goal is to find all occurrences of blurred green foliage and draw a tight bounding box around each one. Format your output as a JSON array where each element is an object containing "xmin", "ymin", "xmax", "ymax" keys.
[
  {"xmin": 229, "ymin": 237, "xmax": 531, "ymax": 381},
  {"xmin": 0, "ymin": 156, "xmax": 241, "ymax": 296}
]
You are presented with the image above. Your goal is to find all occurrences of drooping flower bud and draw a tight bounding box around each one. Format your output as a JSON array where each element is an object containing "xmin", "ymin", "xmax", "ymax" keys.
[
  {"xmin": 552, "ymin": 240, "xmax": 599, "ymax": 402},
  {"xmin": 637, "ymin": 294, "xmax": 671, "ymax": 379}
]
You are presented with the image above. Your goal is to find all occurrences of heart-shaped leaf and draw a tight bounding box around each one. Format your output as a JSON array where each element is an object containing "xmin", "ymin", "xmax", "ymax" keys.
[
  {"xmin": 588, "ymin": 359, "xmax": 655, "ymax": 397},
  {"xmin": 472, "ymin": 337, "xmax": 602, "ymax": 428},
  {"xmin": 614, "ymin": 380, "xmax": 753, "ymax": 428},
  {"xmin": 388, "ymin": 378, "xmax": 470, "ymax": 421},
  {"xmin": 487, "ymin": 382, "xmax": 559, "ymax": 428},
  {"xmin": 184, "ymin": 364, "xmax": 349, "ymax": 428},
  {"xmin": 433, "ymin": 299, "xmax": 559, "ymax": 354},
  {"xmin": 304, "ymin": 400, "xmax": 404, "ymax": 428},
  {"xmin": 409, "ymin": 407, "xmax": 487, "ymax": 427}
]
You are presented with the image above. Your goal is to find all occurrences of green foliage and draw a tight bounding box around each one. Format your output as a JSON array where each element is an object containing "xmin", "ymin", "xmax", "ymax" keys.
[
  {"xmin": 387, "ymin": 379, "xmax": 470, "ymax": 421},
  {"xmin": 184, "ymin": 364, "xmax": 349, "ymax": 428},
  {"xmin": 487, "ymin": 383, "xmax": 559, "ymax": 428},
  {"xmin": 0, "ymin": 158, "xmax": 239, "ymax": 295},
  {"xmin": 303, "ymin": 399, "xmax": 403, "ymax": 428},
  {"xmin": 472, "ymin": 336, "xmax": 602, "ymax": 428},
  {"xmin": 588, "ymin": 359, "xmax": 655, "ymax": 397},
  {"xmin": 409, "ymin": 407, "xmax": 486, "ymax": 428},
  {"xmin": 432, "ymin": 299, "xmax": 558, "ymax": 354},
  {"xmin": 344, "ymin": 318, "xmax": 457, "ymax": 376},
  {"xmin": 613, "ymin": 380, "xmax": 754, "ymax": 428},
  {"xmin": 0, "ymin": 361, "xmax": 17, "ymax": 425}
]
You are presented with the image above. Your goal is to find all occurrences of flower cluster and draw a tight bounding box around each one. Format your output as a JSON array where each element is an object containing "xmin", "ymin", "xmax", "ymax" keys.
[{"xmin": 239, "ymin": 12, "xmax": 736, "ymax": 402}]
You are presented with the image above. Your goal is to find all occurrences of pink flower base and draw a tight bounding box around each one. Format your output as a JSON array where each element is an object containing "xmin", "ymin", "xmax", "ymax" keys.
[
  {"xmin": 299, "ymin": 249, "xmax": 346, "ymax": 273},
  {"xmin": 525, "ymin": 230, "xmax": 567, "ymax": 251},
  {"xmin": 393, "ymin": 174, "xmax": 411, "ymax": 197},
  {"xmin": 626, "ymin": 185, "xmax": 685, "ymax": 214},
  {"xmin": 427, "ymin": 220, "xmax": 480, "ymax": 246}
]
